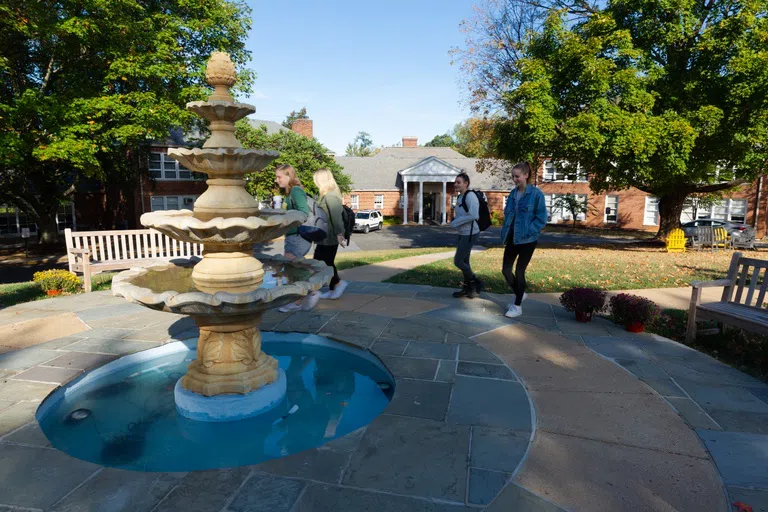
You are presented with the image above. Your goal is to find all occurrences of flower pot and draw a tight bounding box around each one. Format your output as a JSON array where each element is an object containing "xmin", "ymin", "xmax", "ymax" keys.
[
  {"xmin": 625, "ymin": 321, "xmax": 644, "ymax": 333},
  {"xmin": 575, "ymin": 311, "xmax": 593, "ymax": 323},
  {"xmin": 46, "ymin": 289, "xmax": 62, "ymax": 297}
]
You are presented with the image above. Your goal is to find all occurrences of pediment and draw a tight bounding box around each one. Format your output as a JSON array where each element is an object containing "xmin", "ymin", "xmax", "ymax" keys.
[{"xmin": 399, "ymin": 157, "xmax": 463, "ymax": 177}]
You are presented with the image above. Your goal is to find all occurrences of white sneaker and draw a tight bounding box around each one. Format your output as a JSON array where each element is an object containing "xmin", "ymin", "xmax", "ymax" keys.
[
  {"xmin": 301, "ymin": 291, "xmax": 320, "ymax": 311},
  {"xmin": 507, "ymin": 293, "xmax": 527, "ymax": 309},
  {"xmin": 505, "ymin": 304, "xmax": 523, "ymax": 318},
  {"xmin": 319, "ymin": 290, "xmax": 334, "ymax": 299},
  {"xmin": 278, "ymin": 302, "xmax": 302, "ymax": 313},
  {"xmin": 328, "ymin": 280, "xmax": 349, "ymax": 300}
]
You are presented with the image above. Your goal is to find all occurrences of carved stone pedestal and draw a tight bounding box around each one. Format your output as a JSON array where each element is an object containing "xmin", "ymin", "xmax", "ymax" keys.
[{"xmin": 181, "ymin": 315, "xmax": 278, "ymax": 396}]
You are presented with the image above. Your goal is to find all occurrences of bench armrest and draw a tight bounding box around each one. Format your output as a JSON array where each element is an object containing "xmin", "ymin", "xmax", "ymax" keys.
[
  {"xmin": 691, "ymin": 279, "xmax": 732, "ymax": 289},
  {"xmin": 68, "ymin": 248, "xmax": 90, "ymax": 255}
]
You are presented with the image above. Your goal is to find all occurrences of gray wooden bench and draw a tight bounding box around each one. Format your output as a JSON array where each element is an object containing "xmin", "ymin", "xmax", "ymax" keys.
[
  {"xmin": 686, "ymin": 251, "xmax": 768, "ymax": 340},
  {"xmin": 65, "ymin": 228, "xmax": 202, "ymax": 292}
]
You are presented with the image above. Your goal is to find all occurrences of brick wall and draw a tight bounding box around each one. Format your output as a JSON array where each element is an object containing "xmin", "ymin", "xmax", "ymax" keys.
[{"xmin": 402, "ymin": 137, "xmax": 418, "ymax": 148}]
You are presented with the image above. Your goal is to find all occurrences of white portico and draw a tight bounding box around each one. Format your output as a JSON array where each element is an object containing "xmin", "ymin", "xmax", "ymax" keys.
[{"xmin": 399, "ymin": 157, "xmax": 462, "ymax": 225}]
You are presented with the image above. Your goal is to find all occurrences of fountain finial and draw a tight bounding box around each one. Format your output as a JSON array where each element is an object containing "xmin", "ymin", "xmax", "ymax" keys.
[{"xmin": 206, "ymin": 52, "xmax": 237, "ymax": 102}]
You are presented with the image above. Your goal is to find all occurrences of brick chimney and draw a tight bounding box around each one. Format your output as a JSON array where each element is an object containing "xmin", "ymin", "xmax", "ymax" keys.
[
  {"xmin": 292, "ymin": 118, "xmax": 313, "ymax": 139},
  {"xmin": 402, "ymin": 136, "xmax": 418, "ymax": 147}
]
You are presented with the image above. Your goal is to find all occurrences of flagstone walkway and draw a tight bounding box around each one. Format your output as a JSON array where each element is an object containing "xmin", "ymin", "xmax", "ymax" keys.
[{"xmin": 0, "ymin": 284, "xmax": 765, "ymax": 511}]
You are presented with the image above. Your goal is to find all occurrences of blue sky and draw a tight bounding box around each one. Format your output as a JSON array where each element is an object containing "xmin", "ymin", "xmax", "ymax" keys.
[{"xmin": 243, "ymin": 0, "xmax": 476, "ymax": 154}]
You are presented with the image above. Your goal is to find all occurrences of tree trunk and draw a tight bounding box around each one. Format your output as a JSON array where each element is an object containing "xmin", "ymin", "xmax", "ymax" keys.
[
  {"xmin": 37, "ymin": 213, "xmax": 60, "ymax": 245},
  {"xmin": 656, "ymin": 192, "xmax": 689, "ymax": 239}
]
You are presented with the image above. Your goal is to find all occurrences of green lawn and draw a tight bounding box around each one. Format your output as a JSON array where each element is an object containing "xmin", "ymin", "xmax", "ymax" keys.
[
  {"xmin": 335, "ymin": 247, "xmax": 451, "ymax": 271},
  {"xmin": 386, "ymin": 245, "xmax": 758, "ymax": 293},
  {"xmin": 0, "ymin": 273, "xmax": 115, "ymax": 308}
]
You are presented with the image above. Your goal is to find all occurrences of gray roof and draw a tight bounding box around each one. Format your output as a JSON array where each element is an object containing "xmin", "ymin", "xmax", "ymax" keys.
[
  {"xmin": 247, "ymin": 118, "xmax": 287, "ymax": 135},
  {"xmin": 335, "ymin": 147, "xmax": 510, "ymax": 191}
]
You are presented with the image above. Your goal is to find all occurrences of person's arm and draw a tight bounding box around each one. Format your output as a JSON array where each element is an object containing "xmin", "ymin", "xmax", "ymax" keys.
[
  {"xmin": 530, "ymin": 189, "xmax": 548, "ymax": 234},
  {"xmin": 451, "ymin": 192, "xmax": 479, "ymax": 227},
  {"xmin": 291, "ymin": 187, "xmax": 310, "ymax": 216}
]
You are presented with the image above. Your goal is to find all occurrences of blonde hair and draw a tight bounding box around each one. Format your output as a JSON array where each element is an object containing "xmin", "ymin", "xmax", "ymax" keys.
[
  {"xmin": 275, "ymin": 164, "xmax": 300, "ymax": 193},
  {"xmin": 313, "ymin": 168, "xmax": 340, "ymax": 196}
]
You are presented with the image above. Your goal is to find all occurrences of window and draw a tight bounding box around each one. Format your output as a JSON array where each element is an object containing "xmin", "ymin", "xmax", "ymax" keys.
[
  {"xmin": 374, "ymin": 194, "xmax": 384, "ymax": 209},
  {"xmin": 151, "ymin": 195, "xmax": 197, "ymax": 211},
  {"xmin": 543, "ymin": 160, "xmax": 588, "ymax": 182},
  {"xmin": 0, "ymin": 206, "xmax": 16, "ymax": 235},
  {"xmin": 149, "ymin": 152, "xmax": 200, "ymax": 181},
  {"xmin": 56, "ymin": 203, "xmax": 75, "ymax": 231},
  {"xmin": 605, "ymin": 196, "xmax": 618, "ymax": 223},
  {"xmin": 399, "ymin": 194, "xmax": 404, "ymax": 208},
  {"xmin": 644, "ymin": 197, "xmax": 659, "ymax": 226},
  {"xmin": 683, "ymin": 198, "xmax": 749, "ymax": 223},
  {"xmin": 350, "ymin": 195, "xmax": 359, "ymax": 209},
  {"xmin": 355, "ymin": 213, "xmax": 370, "ymax": 219},
  {"xmin": 544, "ymin": 193, "xmax": 588, "ymax": 223}
]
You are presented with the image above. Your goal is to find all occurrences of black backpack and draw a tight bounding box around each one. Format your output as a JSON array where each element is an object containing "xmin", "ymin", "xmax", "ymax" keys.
[
  {"xmin": 341, "ymin": 205, "xmax": 356, "ymax": 242},
  {"xmin": 462, "ymin": 190, "xmax": 492, "ymax": 232}
]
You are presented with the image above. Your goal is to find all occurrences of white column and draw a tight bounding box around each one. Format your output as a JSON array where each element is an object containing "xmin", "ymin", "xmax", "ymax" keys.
[
  {"xmin": 441, "ymin": 181, "xmax": 447, "ymax": 225},
  {"xmin": 403, "ymin": 179, "xmax": 408, "ymax": 225},
  {"xmin": 418, "ymin": 181, "xmax": 424, "ymax": 225}
]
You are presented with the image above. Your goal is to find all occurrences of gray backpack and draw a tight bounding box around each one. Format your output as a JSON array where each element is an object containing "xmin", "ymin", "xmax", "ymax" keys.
[{"xmin": 299, "ymin": 196, "xmax": 329, "ymax": 243}]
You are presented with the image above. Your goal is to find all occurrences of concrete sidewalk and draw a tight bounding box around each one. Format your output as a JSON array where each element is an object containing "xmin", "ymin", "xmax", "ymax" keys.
[{"xmin": 338, "ymin": 250, "xmax": 455, "ymax": 282}]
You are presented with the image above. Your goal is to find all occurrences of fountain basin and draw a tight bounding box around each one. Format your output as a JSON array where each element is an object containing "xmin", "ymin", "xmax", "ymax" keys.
[
  {"xmin": 112, "ymin": 254, "xmax": 332, "ymax": 315},
  {"xmin": 167, "ymin": 148, "xmax": 278, "ymax": 177},
  {"xmin": 36, "ymin": 333, "xmax": 395, "ymax": 472},
  {"xmin": 140, "ymin": 209, "xmax": 305, "ymax": 245}
]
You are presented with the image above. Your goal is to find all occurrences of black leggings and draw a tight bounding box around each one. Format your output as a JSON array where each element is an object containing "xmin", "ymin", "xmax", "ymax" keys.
[
  {"xmin": 314, "ymin": 244, "xmax": 340, "ymax": 290},
  {"xmin": 502, "ymin": 240, "xmax": 537, "ymax": 306}
]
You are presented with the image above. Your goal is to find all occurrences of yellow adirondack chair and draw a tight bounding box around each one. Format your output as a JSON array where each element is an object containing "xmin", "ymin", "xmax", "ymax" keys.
[
  {"xmin": 713, "ymin": 226, "xmax": 731, "ymax": 250},
  {"xmin": 665, "ymin": 228, "xmax": 687, "ymax": 253}
]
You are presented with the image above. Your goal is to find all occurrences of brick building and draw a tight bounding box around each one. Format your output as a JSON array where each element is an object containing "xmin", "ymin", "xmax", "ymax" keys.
[{"xmin": 336, "ymin": 137, "xmax": 768, "ymax": 236}]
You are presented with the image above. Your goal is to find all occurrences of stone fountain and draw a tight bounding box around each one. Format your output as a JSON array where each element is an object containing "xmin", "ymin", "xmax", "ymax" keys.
[{"xmin": 112, "ymin": 52, "xmax": 333, "ymax": 421}]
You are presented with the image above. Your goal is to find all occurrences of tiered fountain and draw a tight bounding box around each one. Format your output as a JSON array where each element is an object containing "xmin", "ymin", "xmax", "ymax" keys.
[
  {"xmin": 35, "ymin": 53, "xmax": 394, "ymax": 471},
  {"xmin": 110, "ymin": 52, "xmax": 334, "ymax": 421}
]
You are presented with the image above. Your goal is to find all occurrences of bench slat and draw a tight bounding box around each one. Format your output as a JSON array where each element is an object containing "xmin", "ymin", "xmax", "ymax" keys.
[{"xmin": 746, "ymin": 266, "xmax": 761, "ymax": 307}]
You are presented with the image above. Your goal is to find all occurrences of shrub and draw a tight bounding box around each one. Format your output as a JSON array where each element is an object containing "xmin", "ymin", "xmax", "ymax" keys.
[
  {"xmin": 559, "ymin": 287, "xmax": 607, "ymax": 313},
  {"xmin": 490, "ymin": 210, "xmax": 504, "ymax": 226},
  {"xmin": 382, "ymin": 216, "xmax": 402, "ymax": 225},
  {"xmin": 609, "ymin": 293, "xmax": 661, "ymax": 325},
  {"xmin": 33, "ymin": 269, "xmax": 81, "ymax": 294}
]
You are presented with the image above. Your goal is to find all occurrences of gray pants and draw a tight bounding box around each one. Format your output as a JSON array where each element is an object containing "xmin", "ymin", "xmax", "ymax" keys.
[{"xmin": 454, "ymin": 234, "xmax": 478, "ymax": 283}]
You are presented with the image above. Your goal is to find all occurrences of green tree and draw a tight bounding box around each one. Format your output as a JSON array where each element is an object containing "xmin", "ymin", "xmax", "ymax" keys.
[
  {"xmin": 235, "ymin": 120, "xmax": 350, "ymax": 201},
  {"xmin": 457, "ymin": 0, "xmax": 768, "ymax": 238},
  {"xmin": 551, "ymin": 193, "xmax": 596, "ymax": 230},
  {"xmin": 282, "ymin": 107, "xmax": 308, "ymax": 129},
  {"xmin": 345, "ymin": 131, "xmax": 378, "ymax": 157},
  {"xmin": 425, "ymin": 133, "xmax": 456, "ymax": 147},
  {"xmin": 0, "ymin": 0, "xmax": 253, "ymax": 243}
]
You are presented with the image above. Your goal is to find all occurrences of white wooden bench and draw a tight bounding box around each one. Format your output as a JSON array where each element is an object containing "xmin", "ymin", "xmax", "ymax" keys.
[
  {"xmin": 65, "ymin": 228, "xmax": 202, "ymax": 292},
  {"xmin": 687, "ymin": 251, "xmax": 768, "ymax": 340}
]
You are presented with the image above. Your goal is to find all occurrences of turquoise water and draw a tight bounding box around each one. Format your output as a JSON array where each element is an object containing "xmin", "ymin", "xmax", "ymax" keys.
[{"xmin": 37, "ymin": 334, "xmax": 394, "ymax": 472}]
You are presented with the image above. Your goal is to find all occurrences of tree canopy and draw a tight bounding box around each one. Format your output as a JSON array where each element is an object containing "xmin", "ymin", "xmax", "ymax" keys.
[
  {"xmin": 0, "ymin": 0, "xmax": 253, "ymax": 242},
  {"xmin": 235, "ymin": 120, "xmax": 350, "ymax": 200},
  {"xmin": 455, "ymin": 0, "xmax": 768, "ymax": 237},
  {"xmin": 345, "ymin": 131, "xmax": 378, "ymax": 157},
  {"xmin": 282, "ymin": 107, "xmax": 308, "ymax": 129}
]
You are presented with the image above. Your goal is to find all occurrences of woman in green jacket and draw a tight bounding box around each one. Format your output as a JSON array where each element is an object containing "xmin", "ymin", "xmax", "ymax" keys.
[
  {"xmin": 312, "ymin": 168, "xmax": 348, "ymax": 301},
  {"xmin": 275, "ymin": 164, "xmax": 311, "ymax": 259}
]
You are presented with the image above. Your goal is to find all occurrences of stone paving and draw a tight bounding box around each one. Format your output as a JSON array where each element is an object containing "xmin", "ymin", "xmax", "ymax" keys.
[{"xmin": 0, "ymin": 284, "xmax": 765, "ymax": 511}]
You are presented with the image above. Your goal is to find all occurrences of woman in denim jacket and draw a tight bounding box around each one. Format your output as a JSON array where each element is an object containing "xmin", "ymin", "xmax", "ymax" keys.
[{"xmin": 500, "ymin": 162, "xmax": 548, "ymax": 318}]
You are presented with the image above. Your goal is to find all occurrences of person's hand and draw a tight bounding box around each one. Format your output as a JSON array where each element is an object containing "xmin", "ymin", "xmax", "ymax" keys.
[{"xmin": 337, "ymin": 234, "xmax": 347, "ymax": 247}]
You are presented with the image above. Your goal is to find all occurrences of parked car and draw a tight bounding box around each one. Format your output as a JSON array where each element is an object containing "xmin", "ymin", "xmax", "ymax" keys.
[
  {"xmin": 353, "ymin": 210, "xmax": 383, "ymax": 233},
  {"xmin": 681, "ymin": 219, "xmax": 749, "ymax": 238}
]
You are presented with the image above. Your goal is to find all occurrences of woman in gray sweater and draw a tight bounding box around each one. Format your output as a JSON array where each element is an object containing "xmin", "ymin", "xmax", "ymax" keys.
[{"xmin": 450, "ymin": 172, "xmax": 483, "ymax": 298}]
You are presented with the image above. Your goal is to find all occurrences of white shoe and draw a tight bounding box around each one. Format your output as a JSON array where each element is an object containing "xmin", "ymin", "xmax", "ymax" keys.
[
  {"xmin": 279, "ymin": 302, "xmax": 302, "ymax": 313},
  {"xmin": 328, "ymin": 280, "xmax": 349, "ymax": 300},
  {"xmin": 507, "ymin": 293, "xmax": 527, "ymax": 309},
  {"xmin": 301, "ymin": 291, "xmax": 320, "ymax": 311},
  {"xmin": 319, "ymin": 290, "xmax": 334, "ymax": 299},
  {"xmin": 505, "ymin": 304, "xmax": 523, "ymax": 318}
]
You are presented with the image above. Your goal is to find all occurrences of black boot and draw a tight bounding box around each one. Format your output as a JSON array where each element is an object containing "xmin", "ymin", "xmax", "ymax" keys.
[
  {"xmin": 472, "ymin": 277, "xmax": 484, "ymax": 295},
  {"xmin": 453, "ymin": 282, "xmax": 470, "ymax": 298}
]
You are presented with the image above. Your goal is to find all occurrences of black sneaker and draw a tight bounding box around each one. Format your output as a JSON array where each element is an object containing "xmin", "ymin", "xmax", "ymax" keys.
[{"xmin": 472, "ymin": 277, "xmax": 485, "ymax": 294}]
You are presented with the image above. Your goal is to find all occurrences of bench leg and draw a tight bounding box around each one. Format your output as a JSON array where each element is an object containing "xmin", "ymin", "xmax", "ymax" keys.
[
  {"xmin": 686, "ymin": 288, "xmax": 701, "ymax": 342},
  {"xmin": 83, "ymin": 260, "xmax": 92, "ymax": 293}
]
